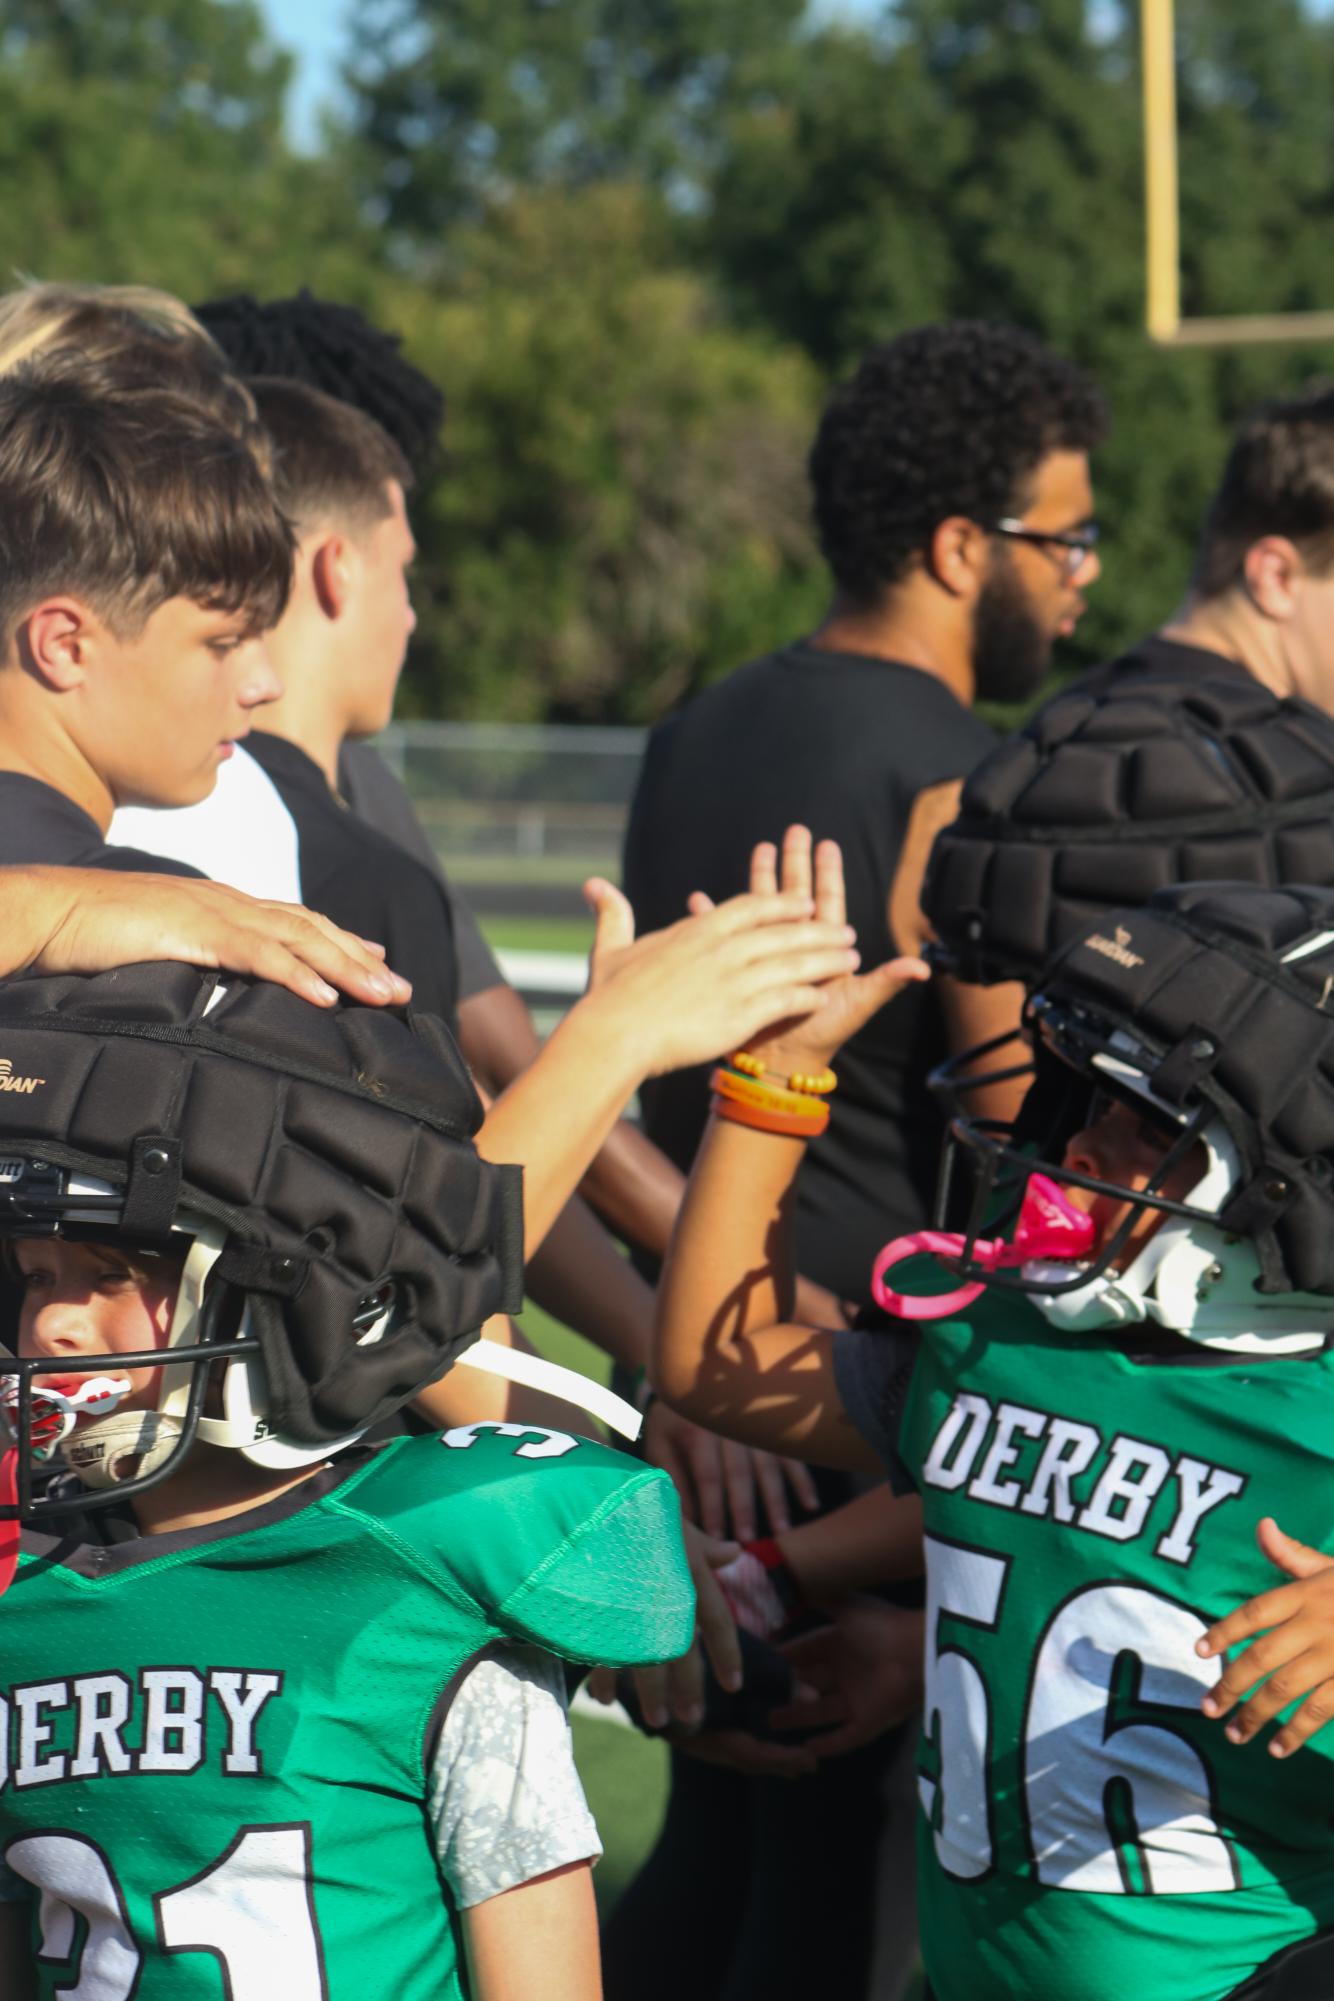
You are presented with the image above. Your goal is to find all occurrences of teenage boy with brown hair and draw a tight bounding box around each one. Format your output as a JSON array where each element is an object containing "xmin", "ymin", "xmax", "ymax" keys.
[{"xmin": 0, "ymin": 352, "xmax": 290, "ymax": 859}]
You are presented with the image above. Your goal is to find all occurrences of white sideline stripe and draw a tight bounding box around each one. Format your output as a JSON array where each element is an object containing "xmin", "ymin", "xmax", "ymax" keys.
[
  {"xmin": 495, "ymin": 948, "xmax": 588, "ymax": 996},
  {"xmin": 456, "ymin": 1338, "xmax": 643, "ymax": 1441}
]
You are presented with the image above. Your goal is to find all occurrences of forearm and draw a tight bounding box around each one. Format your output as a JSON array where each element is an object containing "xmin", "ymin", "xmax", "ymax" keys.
[
  {"xmin": 777, "ymin": 1488, "xmax": 924, "ymax": 1602},
  {"xmin": 460, "ymin": 978, "xmax": 687, "ymax": 1262},
  {"xmin": 0, "ymin": 865, "xmax": 79, "ymax": 972},
  {"xmin": 525, "ymin": 1195, "xmax": 655, "ymax": 1370},
  {"xmin": 654, "ymin": 1112, "xmax": 875, "ymax": 1471},
  {"xmin": 655, "ymin": 1108, "xmax": 804, "ymax": 1405},
  {"xmin": 463, "ymin": 1862, "xmax": 601, "ymax": 2001},
  {"xmin": 578, "ymin": 1116, "xmax": 686, "ymax": 1261},
  {"xmin": 475, "ymin": 1001, "xmax": 644, "ymax": 1254}
]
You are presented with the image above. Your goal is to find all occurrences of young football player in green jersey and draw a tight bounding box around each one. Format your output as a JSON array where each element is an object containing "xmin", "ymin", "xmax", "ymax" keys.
[
  {"xmin": 0, "ymin": 963, "xmax": 703, "ymax": 2001},
  {"xmin": 653, "ymin": 828, "xmax": 1334, "ymax": 2001}
]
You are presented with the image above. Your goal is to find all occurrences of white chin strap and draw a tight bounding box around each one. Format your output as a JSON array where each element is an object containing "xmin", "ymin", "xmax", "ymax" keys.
[
  {"xmin": 62, "ymin": 1191, "xmax": 645, "ymax": 1489},
  {"xmin": 64, "ymin": 1215, "xmax": 228, "ymax": 1488},
  {"xmin": 65, "ymin": 1409, "xmax": 187, "ymax": 1490},
  {"xmin": 1029, "ymin": 1124, "xmax": 1331, "ymax": 1355}
]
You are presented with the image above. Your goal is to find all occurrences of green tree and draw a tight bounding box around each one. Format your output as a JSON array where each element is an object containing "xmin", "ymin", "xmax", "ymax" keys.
[
  {"xmin": 696, "ymin": 0, "xmax": 1334, "ymax": 674},
  {"xmin": 0, "ymin": 0, "xmax": 375, "ymax": 302},
  {"xmin": 345, "ymin": 0, "xmax": 804, "ymax": 236},
  {"xmin": 386, "ymin": 186, "xmax": 825, "ymax": 722}
]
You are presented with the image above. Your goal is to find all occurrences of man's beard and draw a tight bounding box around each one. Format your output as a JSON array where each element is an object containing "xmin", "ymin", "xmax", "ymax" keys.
[{"xmin": 971, "ymin": 556, "xmax": 1053, "ymax": 703}]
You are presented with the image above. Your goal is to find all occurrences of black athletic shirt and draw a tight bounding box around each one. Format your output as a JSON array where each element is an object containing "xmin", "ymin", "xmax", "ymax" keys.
[
  {"xmin": 622, "ymin": 644, "xmax": 995, "ymax": 1303},
  {"xmin": 337, "ymin": 741, "xmax": 504, "ymax": 1005},
  {"xmin": 0, "ymin": 771, "xmax": 200, "ymax": 876},
  {"xmin": 245, "ymin": 731, "xmax": 460, "ymax": 1027}
]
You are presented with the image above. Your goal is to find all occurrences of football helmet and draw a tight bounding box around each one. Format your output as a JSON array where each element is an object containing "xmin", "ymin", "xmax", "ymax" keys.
[
  {"xmin": 876, "ymin": 883, "xmax": 1334, "ymax": 1352},
  {"xmin": 0, "ymin": 962, "xmax": 523, "ymax": 1521},
  {"xmin": 925, "ymin": 675, "xmax": 1334, "ymax": 987}
]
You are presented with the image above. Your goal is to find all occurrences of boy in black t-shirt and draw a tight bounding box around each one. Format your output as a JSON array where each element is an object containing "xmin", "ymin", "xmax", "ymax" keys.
[{"xmin": 0, "ymin": 353, "xmax": 291, "ymax": 869}]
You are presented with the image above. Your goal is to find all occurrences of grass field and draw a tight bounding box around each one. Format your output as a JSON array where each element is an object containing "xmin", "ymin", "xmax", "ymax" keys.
[{"xmin": 479, "ymin": 913, "xmax": 594, "ymax": 956}]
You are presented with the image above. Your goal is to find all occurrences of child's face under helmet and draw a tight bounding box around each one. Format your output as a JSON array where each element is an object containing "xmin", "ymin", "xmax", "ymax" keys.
[
  {"xmin": 0, "ymin": 964, "xmax": 522, "ymax": 1525},
  {"xmin": 890, "ymin": 884, "xmax": 1334, "ymax": 1354}
]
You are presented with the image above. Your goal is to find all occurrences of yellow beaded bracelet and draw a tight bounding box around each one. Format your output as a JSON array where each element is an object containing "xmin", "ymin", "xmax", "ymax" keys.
[{"xmin": 729, "ymin": 1052, "xmax": 837, "ymax": 1098}]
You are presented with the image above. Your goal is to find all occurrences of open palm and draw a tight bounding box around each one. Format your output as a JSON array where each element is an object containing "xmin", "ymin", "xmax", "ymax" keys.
[{"xmin": 694, "ymin": 826, "xmax": 928, "ymax": 1076}]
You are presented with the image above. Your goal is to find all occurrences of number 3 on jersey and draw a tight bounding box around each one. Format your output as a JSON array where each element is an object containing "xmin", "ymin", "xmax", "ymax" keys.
[
  {"xmin": 922, "ymin": 1534, "xmax": 1238, "ymax": 1893},
  {"xmin": 6, "ymin": 1823, "xmax": 325, "ymax": 1998}
]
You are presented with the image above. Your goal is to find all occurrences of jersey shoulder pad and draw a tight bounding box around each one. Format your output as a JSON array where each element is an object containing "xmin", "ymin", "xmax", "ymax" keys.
[{"xmin": 337, "ymin": 1426, "xmax": 695, "ymax": 1667}]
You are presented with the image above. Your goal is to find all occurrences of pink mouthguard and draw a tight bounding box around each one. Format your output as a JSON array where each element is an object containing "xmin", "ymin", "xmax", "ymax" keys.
[{"xmin": 870, "ymin": 1173, "xmax": 1095, "ymax": 1321}]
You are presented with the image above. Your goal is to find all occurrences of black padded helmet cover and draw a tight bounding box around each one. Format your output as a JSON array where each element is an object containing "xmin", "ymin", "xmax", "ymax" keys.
[
  {"xmin": 0, "ymin": 964, "xmax": 523, "ymax": 1444},
  {"xmin": 1032, "ymin": 883, "xmax": 1334, "ymax": 1298},
  {"xmin": 926, "ymin": 677, "xmax": 1334, "ymax": 985}
]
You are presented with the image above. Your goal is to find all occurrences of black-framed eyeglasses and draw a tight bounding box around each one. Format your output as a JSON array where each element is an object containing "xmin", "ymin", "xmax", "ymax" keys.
[{"xmin": 992, "ymin": 516, "xmax": 1100, "ymax": 580}]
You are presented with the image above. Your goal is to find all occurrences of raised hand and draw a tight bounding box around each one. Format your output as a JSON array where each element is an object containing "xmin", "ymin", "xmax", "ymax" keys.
[
  {"xmin": 696, "ymin": 827, "xmax": 929, "ymax": 1077},
  {"xmin": 581, "ymin": 872, "xmax": 864, "ymax": 1079}
]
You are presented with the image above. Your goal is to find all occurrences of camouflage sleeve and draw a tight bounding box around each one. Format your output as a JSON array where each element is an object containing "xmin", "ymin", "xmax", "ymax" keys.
[{"xmin": 429, "ymin": 1643, "xmax": 600, "ymax": 1908}]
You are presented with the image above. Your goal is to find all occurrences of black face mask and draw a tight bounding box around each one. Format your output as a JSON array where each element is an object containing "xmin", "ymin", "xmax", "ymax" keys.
[{"xmin": 971, "ymin": 550, "xmax": 1053, "ymax": 703}]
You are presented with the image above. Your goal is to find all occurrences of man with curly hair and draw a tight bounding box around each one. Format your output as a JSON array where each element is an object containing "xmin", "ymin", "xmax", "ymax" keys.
[
  {"xmin": 625, "ymin": 320, "xmax": 1107, "ymax": 1304},
  {"xmin": 611, "ymin": 321, "xmax": 1106, "ymax": 2001}
]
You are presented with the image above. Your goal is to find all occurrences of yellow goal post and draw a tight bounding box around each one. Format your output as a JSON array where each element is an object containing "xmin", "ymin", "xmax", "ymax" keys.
[{"xmin": 1143, "ymin": 0, "xmax": 1334, "ymax": 346}]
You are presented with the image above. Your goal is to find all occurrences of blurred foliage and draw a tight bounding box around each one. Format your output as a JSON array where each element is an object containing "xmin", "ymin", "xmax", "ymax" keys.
[
  {"xmin": 385, "ymin": 187, "xmax": 823, "ymax": 721},
  {"xmin": 3, "ymin": 0, "xmax": 1334, "ymax": 717}
]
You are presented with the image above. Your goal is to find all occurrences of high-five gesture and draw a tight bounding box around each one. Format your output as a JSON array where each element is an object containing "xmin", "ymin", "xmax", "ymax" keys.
[
  {"xmin": 651, "ymin": 826, "xmax": 928, "ymax": 1471},
  {"xmin": 582, "ymin": 869, "xmax": 866, "ymax": 1078},
  {"xmin": 725, "ymin": 825, "xmax": 929, "ymax": 1074},
  {"xmin": 478, "ymin": 859, "xmax": 867, "ymax": 1255}
]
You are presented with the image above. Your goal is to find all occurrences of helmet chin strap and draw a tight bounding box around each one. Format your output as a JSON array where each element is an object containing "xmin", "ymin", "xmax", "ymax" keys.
[
  {"xmin": 64, "ymin": 1408, "xmax": 186, "ymax": 1489},
  {"xmin": 61, "ymin": 1223, "xmax": 226, "ymax": 1492}
]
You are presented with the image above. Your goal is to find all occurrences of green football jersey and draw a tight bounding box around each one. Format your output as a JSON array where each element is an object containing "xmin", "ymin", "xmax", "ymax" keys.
[
  {"xmin": 0, "ymin": 1422, "xmax": 694, "ymax": 2001},
  {"xmin": 895, "ymin": 1292, "xmax": 1334, "ymax": 2001}
]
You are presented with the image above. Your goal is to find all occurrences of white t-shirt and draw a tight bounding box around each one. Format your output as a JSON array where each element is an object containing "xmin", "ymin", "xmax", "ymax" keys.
[{"xmin": 108, "ymin": 746, "xmax": 302, "ymax": 904}]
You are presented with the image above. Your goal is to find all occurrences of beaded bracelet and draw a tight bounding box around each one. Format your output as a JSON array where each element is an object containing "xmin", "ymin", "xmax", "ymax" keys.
[
  {"xmin": 731, "ymin": 1050, "xmax": 837, "ymax": 1097},
  {"xmin": 712, "ymin": 1066, "xmax": 821, "ymax": 1121}
]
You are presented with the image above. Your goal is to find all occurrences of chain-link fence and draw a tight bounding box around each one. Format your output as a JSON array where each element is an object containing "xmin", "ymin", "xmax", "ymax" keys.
[
  {"xmin": 377, "ymin": 722, "xmax": 647, "ymax": 900},
  {"xmin": 375, "ymin": 723, "xmax": 649, "ymax": 1013}
]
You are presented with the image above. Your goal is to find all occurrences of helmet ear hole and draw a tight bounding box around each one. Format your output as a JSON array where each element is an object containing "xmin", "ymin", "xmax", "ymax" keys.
[{"xmin": 352, "ymin": 1281, "xmax": 397, "ymax": 1343}]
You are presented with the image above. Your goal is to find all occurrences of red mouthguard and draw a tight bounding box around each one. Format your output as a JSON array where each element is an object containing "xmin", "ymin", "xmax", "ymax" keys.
[{"xmin": 871, "ymin": 1173, "xmax": 1095, "ymax": 1321}]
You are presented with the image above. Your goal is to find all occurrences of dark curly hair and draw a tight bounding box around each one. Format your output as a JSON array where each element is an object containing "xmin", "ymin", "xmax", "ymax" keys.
[
  {"xmin": 193, "ymin": 289, "xmax": 445, "ymax": 481},
  {"xmin": 809, "ymin": 321, "xmax": 1108, "ymax": 604}
]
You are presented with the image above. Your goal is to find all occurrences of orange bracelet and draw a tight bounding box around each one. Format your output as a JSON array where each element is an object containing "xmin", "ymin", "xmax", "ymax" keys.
[
  {"xmin": 712, "ymin": 1092, "xmax": 829, "ymax": 1138},
  {"xmin": 712, "ymin": 1066, "xmax": 817, "ymax": 1121},
  {"xmin": 729, "ymin": 1051, "xmax": 837, "ymax": 1097}
]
